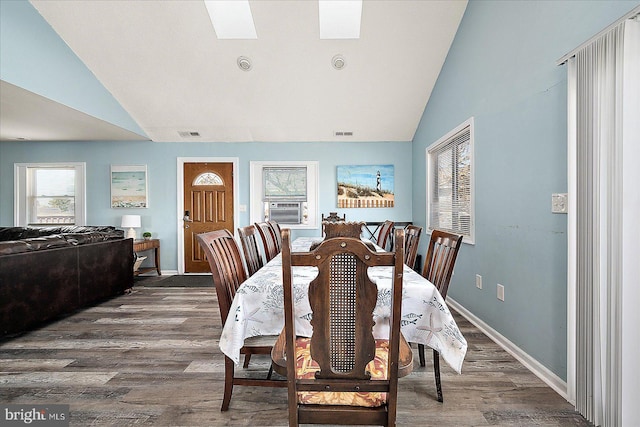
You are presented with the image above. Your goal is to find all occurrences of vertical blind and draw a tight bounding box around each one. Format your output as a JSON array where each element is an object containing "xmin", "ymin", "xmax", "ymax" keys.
[{"xmin": 566, "ymin": 13, "xmax": 639, "ymax": 426}]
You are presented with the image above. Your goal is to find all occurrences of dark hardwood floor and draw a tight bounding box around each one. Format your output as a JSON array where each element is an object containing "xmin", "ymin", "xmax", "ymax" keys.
[{"xmin": 0, "ymin": 276, "xmax": 588, "ymax": 426}]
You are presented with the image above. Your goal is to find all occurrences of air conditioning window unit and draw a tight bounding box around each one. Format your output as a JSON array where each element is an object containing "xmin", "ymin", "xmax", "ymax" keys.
[{"xmin": 268, "ymin": 202, "xmax": 302, "ymax": 224}]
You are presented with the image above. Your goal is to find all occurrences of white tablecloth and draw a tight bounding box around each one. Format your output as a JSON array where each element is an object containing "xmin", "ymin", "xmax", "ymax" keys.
[{"xmin": 219, "ymin": 237, "xmax": 467, "ymax": 374}]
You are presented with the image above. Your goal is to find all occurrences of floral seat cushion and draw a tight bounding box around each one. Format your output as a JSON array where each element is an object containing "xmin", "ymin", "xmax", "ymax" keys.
[{"xmin": 294, "ymin": 337, "xmax": 389, "ymax": 407}]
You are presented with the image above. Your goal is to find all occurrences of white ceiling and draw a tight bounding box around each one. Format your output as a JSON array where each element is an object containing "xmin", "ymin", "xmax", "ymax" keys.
[{"xmin": 7, "ymin": 0, "xmax": 467, "ymax": 143}]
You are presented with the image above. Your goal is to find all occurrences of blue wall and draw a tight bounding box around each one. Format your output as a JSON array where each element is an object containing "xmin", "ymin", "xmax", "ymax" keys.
[
  {"xmin": 412, "ymin": 0, "xmax": 639, "ymax": 380},
  {"xmin": 0, "ymin": 140, "xmax": 413, "ymax": 271}
]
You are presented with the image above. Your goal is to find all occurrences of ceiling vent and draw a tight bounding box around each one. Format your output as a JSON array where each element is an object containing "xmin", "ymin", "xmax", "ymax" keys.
[
  {"xmin": 237, "ymin": 56, "xmax": 252, "ymax": 71},
  {"xmin": 335, "ymin": 131, "xmax": 353, "ymax": 136},
  {"xmin": 178, "ymin": 131, "xmax": 201, "ymax": 138}
]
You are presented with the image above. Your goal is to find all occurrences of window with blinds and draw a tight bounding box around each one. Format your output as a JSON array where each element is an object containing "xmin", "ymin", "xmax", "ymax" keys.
[{"xmin": 427, "ymin": 118, "xmax": 474, "ymax": 243}]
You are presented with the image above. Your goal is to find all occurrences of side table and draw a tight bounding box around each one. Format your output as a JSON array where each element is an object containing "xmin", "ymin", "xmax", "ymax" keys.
[{"xmin": 133, "ymin": 239, "xmax": 161, "ymax": 276}]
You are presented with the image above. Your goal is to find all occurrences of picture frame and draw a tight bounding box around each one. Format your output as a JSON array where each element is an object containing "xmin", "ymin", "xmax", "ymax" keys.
[
  {"xmin": 110, "ymin": 165, "xmax": 148, "ymax": 208},
  {"xmin": 336, "ymin": 164, "xmax": 394, "ymax": 208}
]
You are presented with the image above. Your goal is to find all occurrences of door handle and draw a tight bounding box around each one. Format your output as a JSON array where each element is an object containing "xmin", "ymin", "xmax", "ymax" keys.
[{"xmin": 183, "ymin": 211, "xmax": 193, "ymax": 228}]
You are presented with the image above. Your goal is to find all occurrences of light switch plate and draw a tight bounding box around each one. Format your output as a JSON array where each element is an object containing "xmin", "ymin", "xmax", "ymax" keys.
[{"xmin": 552, "ymin": 193, "xmax": 568, "ymax": 214}]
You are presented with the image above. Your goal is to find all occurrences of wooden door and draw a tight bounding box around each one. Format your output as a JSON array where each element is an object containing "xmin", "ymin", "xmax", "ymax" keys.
[{"xmin": 183, "ymin": 162, "xmax": 234, "ymax": 273}]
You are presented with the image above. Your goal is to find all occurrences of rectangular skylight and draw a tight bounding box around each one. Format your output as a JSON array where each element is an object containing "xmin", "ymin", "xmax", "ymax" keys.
[
  {"xmin": 319, "ymin": 0, "xmax": 362, "ymax": 39},
  {"xmin": 204, "ymin": 0, "xmax": 257, "ymax": 39}
]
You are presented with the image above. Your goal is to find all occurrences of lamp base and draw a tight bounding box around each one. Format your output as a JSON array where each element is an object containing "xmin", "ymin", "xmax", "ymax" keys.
[{"xmin": 126, "ymin": 228, "xmax": 137, "ymax": 240}]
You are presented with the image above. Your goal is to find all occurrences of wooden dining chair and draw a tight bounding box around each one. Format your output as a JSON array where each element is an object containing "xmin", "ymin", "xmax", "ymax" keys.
[
  {"xmin": 403, "ymin": 225, "xmax": 423, "ymax": 270},
  {"xmin": 272, "ymin": 228, "xmax": 413, "ymax": 426},
  {"xmin": 418, "ymin": 229, "xmax": 463, "ymax": 402},
  {"xmin": 377, "ymin": 220, "xmax": 395, "ymax": 251},
  {"xmin": 237, "ymin": 225, "xmax": 264, "ymax": 277},
  {"xmin": 196, "ymin": 229, "xmax": 284, "ymax": 411},
  {"xmin": 321, "ymin": 212, "xmax": 345, "ymax": 222},
  {"xmin": 255, "ymin": 222, "xmax": 280, "ymax": 262},
  {"xmin": 267, "ymin": 220, "xmax": 282, "ymax": 252}
]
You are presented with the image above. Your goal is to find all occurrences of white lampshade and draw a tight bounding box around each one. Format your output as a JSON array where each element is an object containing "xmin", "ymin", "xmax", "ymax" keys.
[{"xmin": 121, "ymin": 215, "xmax": 141, "ymax": 239}]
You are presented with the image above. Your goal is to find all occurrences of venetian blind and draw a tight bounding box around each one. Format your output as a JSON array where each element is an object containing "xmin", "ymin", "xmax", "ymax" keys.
[{"xmin": 428, "ymin": 126, "xmax": 472, "ymax": 238}]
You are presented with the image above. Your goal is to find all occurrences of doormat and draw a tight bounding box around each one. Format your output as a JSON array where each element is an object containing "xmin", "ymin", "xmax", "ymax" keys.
[{"xmin": 134, "ymin": 275, "xmax": 213, "ymax": 287}]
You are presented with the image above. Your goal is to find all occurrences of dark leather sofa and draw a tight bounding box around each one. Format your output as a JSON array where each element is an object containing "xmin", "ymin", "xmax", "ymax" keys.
[{"xmin": 0, "ymin": 226, "xmax": 134, "ymax": 337}]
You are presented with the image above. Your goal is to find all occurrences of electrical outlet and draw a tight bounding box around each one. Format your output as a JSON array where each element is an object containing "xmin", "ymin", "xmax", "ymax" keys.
[
  {"xmin": 497, "ymin": 284, "xmax": 505, "ymax": 301},
  {"xmin": 476, "ymin": 274, "xmax": 482, "ymax": 289}
]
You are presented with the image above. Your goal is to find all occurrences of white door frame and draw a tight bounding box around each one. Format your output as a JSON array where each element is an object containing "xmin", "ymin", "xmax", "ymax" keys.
[{"xmin": 176, "ymin": 157, "xmax": 240, "ymax": 275}]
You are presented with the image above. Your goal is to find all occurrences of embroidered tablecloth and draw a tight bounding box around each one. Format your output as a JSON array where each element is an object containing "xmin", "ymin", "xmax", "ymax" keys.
[{"xmin": 219, "ymin": 237, "xmax": 467, "ymax": 373}]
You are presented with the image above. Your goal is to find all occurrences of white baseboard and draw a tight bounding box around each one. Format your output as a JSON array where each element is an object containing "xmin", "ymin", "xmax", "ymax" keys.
[{"xmin": 447, "ymin": 298, "xmax": 569, "ymax": 401}]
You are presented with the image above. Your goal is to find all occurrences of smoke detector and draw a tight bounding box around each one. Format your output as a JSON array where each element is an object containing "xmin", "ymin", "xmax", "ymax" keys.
[
  {"xmin": 237, "ymin": 56, "xmax": 252, "ymax": 71},
  {"xmin": 332, "ymin": 54, "xmax": 346, "ymax": 70}
]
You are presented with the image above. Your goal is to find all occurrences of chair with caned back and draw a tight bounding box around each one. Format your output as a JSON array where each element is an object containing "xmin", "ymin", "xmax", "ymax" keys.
[
  {"xmin": 377, "ymin": 220, "xmax": 395, "ymax": 251},
  {"xmin": 267, "ymin": 220, "xmax": 282, "ymax": 252},
  {"xmin": 237, "ymin": 225, "xmax": 264, "ymax": 277},
  {"xmin": 417, "ymin": 229, "xmax": 463, "ymax": 402},
  {"xmin": 271, "ymin": 228, "xmax": 413, "ymax": 426},
  {"xmin": 196, "ymin": 229, "xmax": 284, "ymax": 411},
  {"xmin": 403, "ymin": 225, "xmax": 423, "ymax": 271},
  {"xmin": 255, "ymin": 222, "xmax": 280, "ymax": 262}
]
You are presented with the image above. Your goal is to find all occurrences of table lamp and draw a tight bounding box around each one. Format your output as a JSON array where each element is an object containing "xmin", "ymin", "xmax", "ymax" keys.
[{"xmin": 121, "ymin": 215, "xmax": 141, "ymax": 240}]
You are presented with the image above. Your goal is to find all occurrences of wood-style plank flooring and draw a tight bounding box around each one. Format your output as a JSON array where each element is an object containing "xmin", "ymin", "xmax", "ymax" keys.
[{"xmin": 0, "ymin": 276, "xmax": 588, "ymax": 426}]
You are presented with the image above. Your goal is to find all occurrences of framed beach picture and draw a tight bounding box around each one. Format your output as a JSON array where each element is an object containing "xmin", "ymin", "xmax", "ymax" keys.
[
  {"xmin": 337, "ymin": 164, "xmax": 394, "ymax": 208},
  {"xmin": 110, "ymin": 165, "xmax": 148, "ymax": 208}
]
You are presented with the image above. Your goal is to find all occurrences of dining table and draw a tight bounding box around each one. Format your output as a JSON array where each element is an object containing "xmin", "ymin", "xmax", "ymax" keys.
[{"xmin": 219, "ymin": 236, "xmax": 468, "ymax": 374}]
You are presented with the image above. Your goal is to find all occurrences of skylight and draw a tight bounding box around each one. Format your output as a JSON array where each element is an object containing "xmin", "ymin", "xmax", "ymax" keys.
[
  {"xmin": 319, "ymin": 0, "xmax": 362, "ymax": 39},
  {"xmin": 204, "ymin": 0, "xmax": 257, "ymax": 40}
]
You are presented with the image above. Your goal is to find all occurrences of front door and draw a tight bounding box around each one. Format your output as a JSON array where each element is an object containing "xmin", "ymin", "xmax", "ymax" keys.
[{"xmin": 183, "ymin": 162, "xmax": 234, "ymax": 273}]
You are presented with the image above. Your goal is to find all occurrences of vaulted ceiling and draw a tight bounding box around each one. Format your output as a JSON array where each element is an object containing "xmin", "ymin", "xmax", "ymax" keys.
[{"xmin": 1, "ymin": 0, "xmax": 467, "ymax": 143}]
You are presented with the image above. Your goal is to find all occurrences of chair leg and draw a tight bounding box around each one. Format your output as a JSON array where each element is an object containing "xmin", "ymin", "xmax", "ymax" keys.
[
  {"xmin": 433, "ymin": 349, "xmax": 443, "ymax": 402},
  {"xmin": 418, "ymin": 343, "xmax": 426, "ymax": 367},
  {"xmin": 243, "ymin": 354, "xmax": 251, "ymax": 368},
  {"xmin": 222, "ymin": 356, "xmax": 235, "ymax": 411},
  {"xmin": 267, "ymin": 363, "xmax": 274, "ymax": 380}
]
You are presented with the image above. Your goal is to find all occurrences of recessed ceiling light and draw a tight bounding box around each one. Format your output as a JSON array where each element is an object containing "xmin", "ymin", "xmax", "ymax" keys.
[
  {"xmin": 204, "ymin": 0, "xmax": 257, "ymax": 40},
  {"xmin": 237, "ymin": 56, "xmax": 252, "ymax": 71},
  {"xmin": 319, "ymin": 0, "xmax": 362, "ymax": 39},
  {"xmin": 332, "ymin": 54, "xmax": 346, "ymax": 70}
]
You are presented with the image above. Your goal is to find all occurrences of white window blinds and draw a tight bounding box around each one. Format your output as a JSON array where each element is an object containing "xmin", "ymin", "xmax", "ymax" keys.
[{"xmin": 427, "ymin": 120, "xmax": 474, "ymax": 242}]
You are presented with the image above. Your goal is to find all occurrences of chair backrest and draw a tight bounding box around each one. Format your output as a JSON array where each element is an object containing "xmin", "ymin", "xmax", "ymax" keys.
[
  {"xmin": 421, "ymin": 229, "xmax": 463, "ymax": 299},
  {"xmin": 377, "ymin": 220, "xmax": 395, "ymax": 251},
  {"xmin": 404, "ymin": 225, "xmax": 423, "ymax": 270},
  {"xmin": 237, "ymin": 225, "xmax": 264, "ymax": 277},
  {"xmin": 321, "ymin": 212, "xmax": 346, "ymax": 223},
  {"xmin": 255, "ymin": 222, "xmax": 279, "ymax": 262},
  {"xmin": 196, "ymin": 229, "xmax": 247, "ymax": 321},
  {"xmin": 267, "ymin": 220, "xmax": 282, "ymax": 252},
  {"xmin": 281, "ymin": 228, "xmax": 405, "ymax": 426},
  {"xmin": 322, "ymin": 221, "xmax": 363, "ymax": 239}
]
